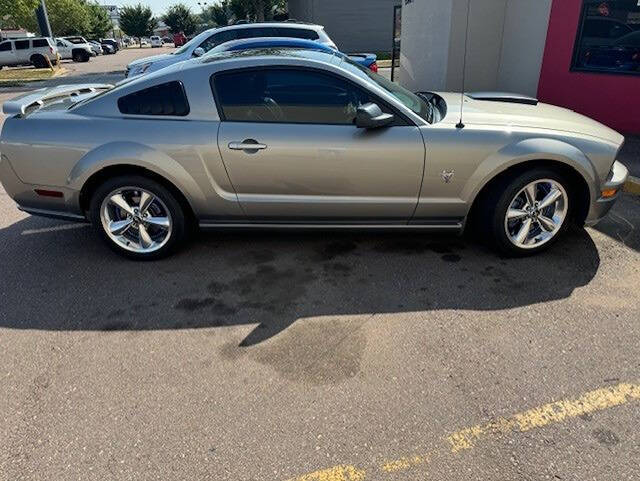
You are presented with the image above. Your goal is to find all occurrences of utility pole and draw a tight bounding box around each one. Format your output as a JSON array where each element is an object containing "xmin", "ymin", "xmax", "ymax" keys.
[{"xmin": 35, "ymin": 0, "xmax": 53, "ymax": 37}]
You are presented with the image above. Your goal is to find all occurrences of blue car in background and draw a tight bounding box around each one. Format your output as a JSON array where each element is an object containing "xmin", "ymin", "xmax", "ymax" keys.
[{"xmin": 208, "ymin": 37, "xmax": 379, "ymax": 72}]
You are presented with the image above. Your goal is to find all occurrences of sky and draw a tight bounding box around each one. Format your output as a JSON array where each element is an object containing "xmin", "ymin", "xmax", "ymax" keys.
[{"xmin": 98, "ymin": 0, "xmax": 220, "ymax": 16}]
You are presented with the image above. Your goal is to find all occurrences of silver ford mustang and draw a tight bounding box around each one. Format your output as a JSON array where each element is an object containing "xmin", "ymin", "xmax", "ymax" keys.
[{"xmin": 0, "ymin": 49, "xmax": 628, "ymax": 259}]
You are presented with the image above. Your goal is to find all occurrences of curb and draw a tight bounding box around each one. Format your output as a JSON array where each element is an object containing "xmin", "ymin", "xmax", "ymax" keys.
[{"xmin": 624, "ymin": 175, "xmax": 640, "ymax": 195}]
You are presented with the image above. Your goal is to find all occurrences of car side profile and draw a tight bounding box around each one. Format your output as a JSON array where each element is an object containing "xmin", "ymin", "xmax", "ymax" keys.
[
  {"xmin": 0, "ymin": 37, "xmax": 59, "ymax": 69},
  {"xmin": 0, "ymin": 49, "xmax": 628, "ymax": 260}
]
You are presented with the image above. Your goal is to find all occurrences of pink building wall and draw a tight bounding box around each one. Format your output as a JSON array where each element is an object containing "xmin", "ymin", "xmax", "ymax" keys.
[{"xmin": 538, "ymin": 0, "xmax": 640, "ymax": 134}]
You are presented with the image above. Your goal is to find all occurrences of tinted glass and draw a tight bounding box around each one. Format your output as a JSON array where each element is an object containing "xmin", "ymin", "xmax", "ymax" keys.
[
  {"xmin": 277, "ymin": 27, "xmax": 319, "ymax": 40},
  {"xmin": 235, "ymin": 27, "xmax": 279, "ymax": 39},
  {"xmin": 573, "ymin": 1, "xmax": 640, "ymax": 75},
  {"xmin": 198, "ymin": 30, "xmax": 237, "ymax": 52},
  {"xmin": 118, "ymin": 81, "xmax": 190, "ymax": 116},
  {"xmin": 15, "ymin": 40, "xmax": 30, "ymax": 50},
  {"xmin": 0, "ymin": 41, "xmax": 11, "ymax": 52},
  {"xmin": 213, "ymin": 68, "xmax": 377, "ymax": 124},
  {"xmin": 33, "ymin": 39, "xmax": 49, "ymax": 48}
]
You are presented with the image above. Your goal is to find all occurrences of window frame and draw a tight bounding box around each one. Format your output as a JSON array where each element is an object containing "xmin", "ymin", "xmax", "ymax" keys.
[
  {"xmin": 570, "ymin": 1, "xmax": 640, "ymax": 77},
  {"xmin": 117, "ymin": 80, "xmax": 191, "ymax": 117},
  {"xmin": 15, "ymin": 39, "xmax": 30, "ymax": 50},
  {"xmin": 209, "ymin": 65, "xmax": 413, "ymax": 127},
  {"xmin": 0, "ymin": 41, "xmax": 12, "ymax": 52}
]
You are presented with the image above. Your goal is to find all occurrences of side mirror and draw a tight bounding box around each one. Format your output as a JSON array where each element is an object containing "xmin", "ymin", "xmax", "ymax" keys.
[
  {"xmin": 355, "ymin": 102, "xmax": 394, "ymax": 129},
  {"xmin": 193, "ymin": 47, "xmax": 205, "ymax": 57}
]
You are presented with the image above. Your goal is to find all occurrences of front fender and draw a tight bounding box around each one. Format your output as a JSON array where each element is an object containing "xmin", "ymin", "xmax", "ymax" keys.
[
  {"xmin": 67, "ymin": 141, "xmax": 207, "ymax": 212},
  {"xmin": 462, "ymin": 137, "xmax": 598, "ymax": 206}
]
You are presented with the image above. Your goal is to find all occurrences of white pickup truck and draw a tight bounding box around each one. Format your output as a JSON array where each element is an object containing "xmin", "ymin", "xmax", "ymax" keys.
[{"xmin": 55, "ymin": 37, "xmax": 93, "ymax": 62}]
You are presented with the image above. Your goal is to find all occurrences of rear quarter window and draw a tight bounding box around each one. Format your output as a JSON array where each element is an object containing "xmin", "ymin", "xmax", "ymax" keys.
[
  {"xmin": 117, "ymin": 81, "xmax": 190, "ymax": 116},
  {"xmin": 33, "ymin": 39, "xmax": 49, "ymax": 48},
  {"xmin": 277, "ymin": 28, "xmax": 320, "ymax": 40}
]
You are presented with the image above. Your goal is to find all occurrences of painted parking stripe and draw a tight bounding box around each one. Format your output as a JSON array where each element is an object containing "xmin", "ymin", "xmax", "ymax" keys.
[
  {"xmin": 21, "ymin": 223, "xmax": 88, "ymax": 235},
  {"xmin": 447, "ymin": 382, "xmax": 640, "ymax": 452},
  {"xmin": 285, "ymin": 382, "xmax": 640, "ymax": 480}
]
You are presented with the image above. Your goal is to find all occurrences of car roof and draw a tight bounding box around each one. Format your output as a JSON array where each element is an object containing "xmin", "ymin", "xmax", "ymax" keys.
[
  {"xmin": 218, "ymin": 37, "xmax": 333, "ymax": 52},
  {"xmin": 200, "ymin": 47, "xmax": 339, "ymax": 66},
  {"xmin": 220, "ymin": 22, "xmax": 323, "ymax": 31}
]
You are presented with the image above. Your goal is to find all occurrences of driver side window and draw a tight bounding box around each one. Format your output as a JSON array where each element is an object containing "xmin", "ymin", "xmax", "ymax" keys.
[{"xmin": 212, "ymin": 68, "xmax": 382, "ymax": 125}]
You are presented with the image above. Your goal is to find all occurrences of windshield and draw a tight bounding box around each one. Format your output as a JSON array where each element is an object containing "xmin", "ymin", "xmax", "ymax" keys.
[{"xmin": 340, "ymin": 56, "xmax": 431, "ymax": 121}]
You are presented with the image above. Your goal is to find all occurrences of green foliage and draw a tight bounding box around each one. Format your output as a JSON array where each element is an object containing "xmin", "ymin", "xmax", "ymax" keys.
[
  {"xmin": 87, "ymin": 2, "xmax": 112, "ymax": 39},
  {"xmin": 46, "ymin": 0, "xmax": 91, "ymax": 36},
  {"xmin": 0, "ymin": 0, "xmax": 114, "ymax": 38},
  {"xmin": 200, "ymin": 0, "xmax": 286, "ymax": 26},
  {"xmin": 0, "ymin": 0, "xmax": 39, "ymax": 31},
  {"xmin": 201, "ymin": 0, "xmax": 231, "ymax": 27},
  {"xmin": 119, "ymin": 4, "xmax": 157, "ymax": 43},
  {"xmin": 163, "ymin": 3, "xmax": 197, "ymax": 36}
]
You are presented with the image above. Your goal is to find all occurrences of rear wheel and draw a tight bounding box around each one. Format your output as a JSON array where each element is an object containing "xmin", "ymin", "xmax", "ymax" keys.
[
  {"xmin": 89, "ymin": 176, "xmax": 187, "ymax": 260},
  {"xmin": 30, "ymin": 54, "xmax": 48, "ymax": 68},
  {"xmin": 478, "ymin": 168, "xmax": 572, "ymax": 256}
]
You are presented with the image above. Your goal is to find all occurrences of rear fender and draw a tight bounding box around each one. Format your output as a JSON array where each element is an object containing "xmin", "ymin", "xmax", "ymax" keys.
[{"xmin": 67, "ymin": 141, "xmax": 207, "ymax": 213}]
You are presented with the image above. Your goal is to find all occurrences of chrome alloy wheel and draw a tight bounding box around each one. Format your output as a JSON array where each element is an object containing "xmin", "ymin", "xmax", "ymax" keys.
[
  {"xmin": 504, "ymin": 179, "xmax": 568, "ymax": 250},
  {"xmin": 100, "ymin": 187, "xmax": 172, "ymax": 254}
]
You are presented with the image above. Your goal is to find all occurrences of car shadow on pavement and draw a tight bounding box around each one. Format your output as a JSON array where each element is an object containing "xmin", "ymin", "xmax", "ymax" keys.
[{"xmin": 0, "ymin": 214, "xmax": 601, "ymax": 346}]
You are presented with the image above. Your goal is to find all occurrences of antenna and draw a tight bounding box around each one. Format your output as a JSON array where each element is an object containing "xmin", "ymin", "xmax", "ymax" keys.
[{"xmin": 456, "ymin": 0, "xmax": 472, "ymax": 129}]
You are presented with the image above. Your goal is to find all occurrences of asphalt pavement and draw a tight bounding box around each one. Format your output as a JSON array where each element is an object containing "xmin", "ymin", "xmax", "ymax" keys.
[{"xmin": 0, "ymin": 50, "xmax": 639, "ymax": 481}]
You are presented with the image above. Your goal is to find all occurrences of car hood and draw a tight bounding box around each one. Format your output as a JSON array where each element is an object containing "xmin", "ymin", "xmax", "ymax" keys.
[
  {"xmin": 436, "ymin": 92, "xmax": 623, "ymax": 145},
  {"xmin": 127, "ymin": 53, "xmax": 179, "ymax": 68}
]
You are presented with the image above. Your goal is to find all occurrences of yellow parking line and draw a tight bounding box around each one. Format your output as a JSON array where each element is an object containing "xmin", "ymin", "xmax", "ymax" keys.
[
  {"xmin": 380, "ymin": 454, "xmax": 430, "ymax": 472},
  {"xmin": 285, "ymin": 465, "xmax": 365, "ymax": 481},
  {"xmin": 447, "ymin": 382, "xmax": 640, "ymax": 452},
  {"xmin": 286, "ymin": 382, "xmax": 640, "ymax": 480}
]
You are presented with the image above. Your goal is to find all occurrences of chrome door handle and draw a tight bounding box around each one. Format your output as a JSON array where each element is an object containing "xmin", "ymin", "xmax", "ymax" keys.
[{"xmin": 228, "ymin": 140, "xmax": 267, "ymax": 151}]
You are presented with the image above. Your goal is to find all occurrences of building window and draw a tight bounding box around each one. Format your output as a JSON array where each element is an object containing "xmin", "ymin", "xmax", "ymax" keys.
[{"xmin": 572, "ymin": 0, "xmax": 640, "ymax": 75}]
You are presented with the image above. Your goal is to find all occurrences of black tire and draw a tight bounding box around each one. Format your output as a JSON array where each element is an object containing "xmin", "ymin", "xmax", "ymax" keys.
[
  {"xmin": 30, "ymin": 54, "xmax": 47, "ymax": 69},
  {"xmin": 475, "ymin": 168, "xmax": 573, "ymax": 256},
  {"xmin": 72, "ymin": 50, "xmax": 90, "ymax": 62},
  {"xmin": 89, "ymin": 175, "xmax": 188, "ymax": 260}
]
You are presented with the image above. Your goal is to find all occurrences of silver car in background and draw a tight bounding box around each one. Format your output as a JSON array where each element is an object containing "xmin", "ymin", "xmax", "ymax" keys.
[
  {"xmin": 125, "ymin": 22, "xmax": 337, "ymax": 78},
  {"xmin": 0, "ymin": 49, "xmax": 628, "ymax": 260}
]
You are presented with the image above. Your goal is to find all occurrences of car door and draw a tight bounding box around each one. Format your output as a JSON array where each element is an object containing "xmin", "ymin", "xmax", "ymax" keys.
[
  {"xmin": 0, "ymin": 40, "xmax": 16, "ymax": 66},
  {"xmin": 213, "ymin": 67, "xmax": 425, "ymax": 222},
  {"xmin": 56, "ymin": 39, "xmax": 71, "ymax": 59},
  {"xmin": 14, "ymin": 39, "xmax": 31, "ymax": 64}
]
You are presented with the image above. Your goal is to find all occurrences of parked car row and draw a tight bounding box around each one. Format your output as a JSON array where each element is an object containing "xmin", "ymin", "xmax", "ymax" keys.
[{"xmin": 0, "ymin": 35, "xmax": 121, "ymax": 69}]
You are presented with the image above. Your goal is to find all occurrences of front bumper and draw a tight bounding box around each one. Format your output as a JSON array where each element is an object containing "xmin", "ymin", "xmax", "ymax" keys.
[{"xmin": 585, "ymin": 160, "xmax": 629, "ymax": 226}]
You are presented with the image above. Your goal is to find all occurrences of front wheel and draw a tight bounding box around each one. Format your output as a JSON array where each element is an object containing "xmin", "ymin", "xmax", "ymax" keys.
[
  {"xmin": 480, "ymin": 169, "xmax": 572, "ymax": 256},
  {"xmin": 89, "ymin": 176, "xmax": 187, "ymax": 260}
]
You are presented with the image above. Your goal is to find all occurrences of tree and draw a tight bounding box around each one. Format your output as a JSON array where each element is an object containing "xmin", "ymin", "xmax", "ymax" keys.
[
  {"xmin": 119, "ymin": 4, "xmax": 157, "ymax": 45},
  {"xmin": 0, "ymin": 0, "xmax": 38, "ymax": 31},
  {"xmin": 163, "ymin": 3, "xmax": 197, "ymax": 36},
  {"xmin": 227, "ymin": 0, "xmax": 284, "ymax": 23},
  {"xmin": 86, "ymin": 2, "xmax": 112, "ymax": 39},
  {"xmin": 201, "ymin": 0, "xmax": 231, "ymax": 27},
  {"xmin": 46, "ymin": 0, "xmax": 91, "ymax": 36}
]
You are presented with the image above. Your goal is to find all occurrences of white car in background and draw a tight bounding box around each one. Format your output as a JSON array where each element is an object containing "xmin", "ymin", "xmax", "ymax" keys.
[
  {"xmin": 0, "ymin": 37, "xmax": 58, "ymax": 68},
  {"xmin": 125, "ymin": 22, "xmax": 337, "ymax": 77},
  {"xmin": 64, "ymin": 36, "xmax": 100, "ymax": 56},
  {"xmin": 55, "ymin": 37, "xmax": 92, "ymax": 62},
  {"xmin": 150, "ymin": 36, "xmax": 163, "ymax": 48}
]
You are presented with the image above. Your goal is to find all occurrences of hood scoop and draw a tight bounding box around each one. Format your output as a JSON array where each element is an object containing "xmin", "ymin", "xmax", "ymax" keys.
[{"xmin": 468, "ymin": 91, "xmax": 538, "ymax": 106}]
